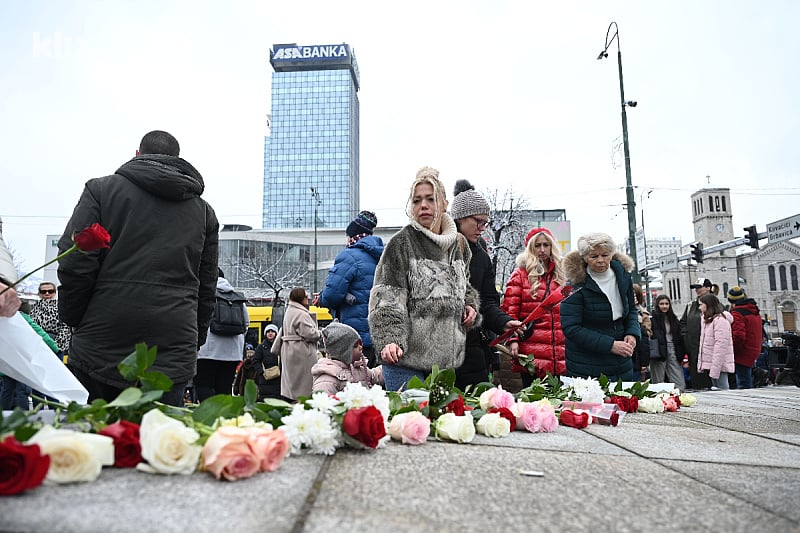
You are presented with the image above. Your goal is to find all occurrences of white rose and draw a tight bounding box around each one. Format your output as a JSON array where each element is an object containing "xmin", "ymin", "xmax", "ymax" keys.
[
  {"xmin": 137, "ymin": 409, "xmax": 201, "ymax": 475},
  {"xmin": 637, "ymin": 397, "xmax": 665, "ymax": 414},
  {"xmin": 28, "ymin": 426, "xmax": 114, "ymax": 484},
  {"xmin": 434, "ymin": 413, "xmax": 476, "ymax": 443},
  {"xmin": 678, "ymin": 393, "xmax": 697, "ymax": 407},
  {"xmin": 478, "ymin": 389, "xmax": 494, "ymax": 411},
  {"xmin": 476, "ymin": 413, "xmax": 511, "ymax": 438}
]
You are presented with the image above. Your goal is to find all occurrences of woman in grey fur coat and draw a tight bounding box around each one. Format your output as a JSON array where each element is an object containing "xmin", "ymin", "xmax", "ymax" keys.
[{"xmin": 368, "ymin": 167, "xmax": 480, "ymax": 391}]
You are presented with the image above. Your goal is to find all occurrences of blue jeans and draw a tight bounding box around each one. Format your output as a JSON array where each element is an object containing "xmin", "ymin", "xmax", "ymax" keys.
[
  {"xmin": 383, "ymin": 365, "xmax": 429, "ymax": 392},
  {"xmin": 711, "ymin": 373, "xmax": 730, "ymax": 390},
  {"xmin": 735, "ymin": 364, "xmax": 753, "ymax": 389},
  {"xmin": 1, "ymin": 375, "xmax": 31, "ymax": 410}
]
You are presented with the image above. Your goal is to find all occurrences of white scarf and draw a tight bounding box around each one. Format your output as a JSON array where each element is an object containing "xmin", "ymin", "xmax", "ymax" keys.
[
  {"xmin": 588, "ymin": 267, "xmax": 624, "ymax": 320},
  {"xmin": 409, "ymin": 213, "xmax": 459, "ymax": 251}
]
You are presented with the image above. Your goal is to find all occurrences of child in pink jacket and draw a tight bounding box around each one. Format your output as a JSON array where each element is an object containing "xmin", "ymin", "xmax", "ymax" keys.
[
  {"xmin": 697, "ymin": 293, "xmax": 735, "ymax": 390},
  {"xmin": 312, "ymin": 322, "xmax": 383, "ymax": 395}
]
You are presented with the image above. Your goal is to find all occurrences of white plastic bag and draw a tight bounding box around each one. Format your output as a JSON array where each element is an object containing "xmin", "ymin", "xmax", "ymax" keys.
[{"xmin": 0, "ymin": 313, "xmax": 88, "ymax": 405}]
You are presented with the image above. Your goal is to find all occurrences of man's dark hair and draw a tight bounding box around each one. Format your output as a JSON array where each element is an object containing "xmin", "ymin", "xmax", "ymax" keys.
[{"xmin": 139, "ymin": 130, "xmax": 180, "ymax": 156}]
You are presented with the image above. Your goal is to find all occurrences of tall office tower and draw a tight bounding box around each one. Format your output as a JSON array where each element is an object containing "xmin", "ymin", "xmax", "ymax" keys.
[{"xmin": 263, "ymin": 43, "xmax": 361, "ymax": 229}]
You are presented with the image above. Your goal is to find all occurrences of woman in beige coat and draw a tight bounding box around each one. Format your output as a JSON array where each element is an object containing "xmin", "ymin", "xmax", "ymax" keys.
[{"xmin": 275, "ymin": 287, "xmax": 321, "ymax": 400}]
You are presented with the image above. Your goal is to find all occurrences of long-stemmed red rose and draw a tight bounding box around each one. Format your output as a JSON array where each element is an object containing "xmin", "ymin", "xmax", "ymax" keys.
[
  {"xmin": 0, "ymin": 436, "xmax": 51, "ymax": 495},
  {"xmin": 0, "ymin": 223, "xmax": 111, "ymax": 296},
  {"xmin": 341, "ymin": 406, "xmax": 387, "ymax": 449}
]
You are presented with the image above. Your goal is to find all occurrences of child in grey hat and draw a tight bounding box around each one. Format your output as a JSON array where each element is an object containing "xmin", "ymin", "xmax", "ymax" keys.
[{"xmin": 312, "ymin": 322, "xmax": 384, "ymax": 395}]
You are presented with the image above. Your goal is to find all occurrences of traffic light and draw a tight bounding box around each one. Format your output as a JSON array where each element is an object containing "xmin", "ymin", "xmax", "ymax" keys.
[
  {"xmin": 744, "ymin": 225, "xmax": 760, "ymax": 249},
  {"xmin": 690, "ymin": 242, "xmax": 704, "ymax": 263}
]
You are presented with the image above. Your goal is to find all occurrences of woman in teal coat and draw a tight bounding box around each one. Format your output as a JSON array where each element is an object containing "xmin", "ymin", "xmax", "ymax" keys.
[{"xmin": 560, "ymin": 233, "xmax": 640, "ymax": 381}]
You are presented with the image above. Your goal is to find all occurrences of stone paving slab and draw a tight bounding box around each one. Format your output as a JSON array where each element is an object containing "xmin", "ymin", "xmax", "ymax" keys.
[
  {"xmin": 0, "ymin": 454, "xmax": 326, "ymax": 533},
  {"xmin": 305, "ymin": 443, "xmax": 797, "ymax": 533},
  {"xmin": 656, "ymin": 459, "xmax": 800, "ymax": 524},
  {"xmin": 585, "ymin": 424, "xmax": 800, "ymax": 467}
]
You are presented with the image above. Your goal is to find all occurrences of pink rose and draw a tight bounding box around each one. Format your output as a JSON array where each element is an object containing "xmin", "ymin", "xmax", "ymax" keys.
[
  {"xmin": 202, "ymin": 427, "xmax": 261, "ymax": 481},
  {"xmin": 662, "ymin": 396, "xmax": 680, "ymax": 412},
  {"xmin": 535, "ymin": 401, "xmax": 559, "ymax": 433},
  {"xmin": 514, "ymin": 402, "xmax": 542, "ymax": 433},
  {"xmin": 479, "ymin": 386, "xmax": 515, "ymax": 411},
  {"xmin": 249, "ymin": 428, "xmax": 290, "ymax": 472},
  {"xmin": 388, "ymin": 411, "xmax": 430, "ymax": 445}
]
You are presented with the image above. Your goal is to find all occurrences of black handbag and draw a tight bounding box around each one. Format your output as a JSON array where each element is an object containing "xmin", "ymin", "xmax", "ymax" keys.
[{"xmin": 649, "ymin": 337, "xmax": 663, "ymax": 361}]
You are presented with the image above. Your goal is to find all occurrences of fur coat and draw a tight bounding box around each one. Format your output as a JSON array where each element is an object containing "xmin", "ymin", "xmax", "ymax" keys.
[
  {"xmin": 560, "ymin": 250, "xmax": 640, "ymax": 380},
  {"xmin": 368, "ymin": 215, "xmax": 480, "ymax": 373}
]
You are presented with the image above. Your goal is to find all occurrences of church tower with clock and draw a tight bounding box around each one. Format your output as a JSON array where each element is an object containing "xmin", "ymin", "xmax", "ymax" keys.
[
  {"xmin": 689, "ymin": 187, "xmax": 738, "ymax": 297},
  {"xmin": 692, "ymin": 187, "xmax": 734, "ymax": 243}
]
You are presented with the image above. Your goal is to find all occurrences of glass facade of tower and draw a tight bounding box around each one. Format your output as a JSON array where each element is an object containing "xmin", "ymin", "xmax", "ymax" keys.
[{"xmin": 263, "ymin": 43, "xmax": 360, "ymax": 229}]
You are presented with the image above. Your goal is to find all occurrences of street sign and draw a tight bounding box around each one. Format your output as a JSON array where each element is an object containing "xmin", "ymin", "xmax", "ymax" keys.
[
  {"xmin": 767, "ymin": 214, "xmax": 800, "ymax": 244},
  {"xmin": 635, "ymin": 227, "xmax": 647, "ymax": 270},
  {"xmin": 659, "ymin": 252, "xmax": 678, "ymax": 271}
]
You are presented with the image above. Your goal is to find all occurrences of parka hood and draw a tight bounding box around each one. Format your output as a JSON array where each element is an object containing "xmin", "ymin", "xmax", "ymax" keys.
[
  {"xmin": 351, "ymin": 235, "xmax": 385, "ymax": 261},
  {"xmin": 563, "ymin": 250, "xmax": 635, "ymax": 285},
  {"xmin": 116, "ymin": 154, "xmax": 205, "ymax": 201}
]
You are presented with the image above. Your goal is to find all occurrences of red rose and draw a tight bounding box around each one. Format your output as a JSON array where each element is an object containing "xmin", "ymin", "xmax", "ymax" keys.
[
  {"xmin": 73, "ymin": 223, "xmax": 110, "ymax": 251},
  {"xmin": 445, "ymin": 396, "xmax": 468, "ymax": 416},
  {"xmin": 606, "ymin": 396, "xmax": 639, "ymax": 413},
  {"xmin": 342, "ymin": 406, "xmax": 386, "ymax": 449},
  {"xmin": 99, "ymin": 420, "xmax": 142, "ymax": 467},
  {"xmin": 488, "ymin": 407, "xmax": 517, "ymax": 432},
  {"xmin": 559, "ymin": 410, "xmax": 590, "ymax": 429},
  {"xmin": 0, "ymin": 436, "xmax": 50, "ymax": 495}
]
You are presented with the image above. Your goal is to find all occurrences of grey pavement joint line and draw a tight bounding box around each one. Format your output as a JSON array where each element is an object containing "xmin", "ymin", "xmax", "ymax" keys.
[{"xmin": 291, "ymin": 454, "xmax": 334, "ymax": 533}]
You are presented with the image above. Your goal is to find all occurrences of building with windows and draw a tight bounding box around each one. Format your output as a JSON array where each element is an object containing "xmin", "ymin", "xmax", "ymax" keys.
[
  {"xmin": 263, "ymin": 43, "xmax": 361, "ymax": 230},
  {"xmin": 658, "ymin": 187, "xmax": 799, "ymax": 335}
]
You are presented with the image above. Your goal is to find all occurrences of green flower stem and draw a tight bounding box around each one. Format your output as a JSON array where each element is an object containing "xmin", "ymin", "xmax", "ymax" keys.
[{"xmin": 0, "ymin": 244, "xmax": 78, "ymax": 296}]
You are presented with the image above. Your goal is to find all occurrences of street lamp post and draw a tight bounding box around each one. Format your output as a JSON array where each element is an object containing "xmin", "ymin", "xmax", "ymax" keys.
[
  {"xmin": 310, "ymin": 187, "xmax": 322, "ymax": 294},
  {"xmin": 598, "ymin": 21, "xmax": 640, "ymax": 284}
]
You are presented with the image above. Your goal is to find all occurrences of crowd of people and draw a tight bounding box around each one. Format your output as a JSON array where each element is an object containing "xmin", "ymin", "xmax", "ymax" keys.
[{"xmin": 0, "ymin": 142, "xmax": 773, "ymax": 409}]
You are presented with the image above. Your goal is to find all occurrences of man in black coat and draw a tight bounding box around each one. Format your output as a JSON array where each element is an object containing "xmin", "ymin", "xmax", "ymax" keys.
[{"xmin": 58, "ymin": 131, "xmax": 219, "ymax": 406}]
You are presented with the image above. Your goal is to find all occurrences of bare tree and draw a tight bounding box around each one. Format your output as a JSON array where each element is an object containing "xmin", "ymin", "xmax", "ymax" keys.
[
  {"xmin": 481, "ymin": 188, "xmax": 530, "ymax": 290},
  {"xmin": 220, "ymin": 243, "xmax": 308, "ymax": 303}
]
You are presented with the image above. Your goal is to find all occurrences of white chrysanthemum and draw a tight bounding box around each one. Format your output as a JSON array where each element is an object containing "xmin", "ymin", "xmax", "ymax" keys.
[
  {"xmin": 571, "ymin": 377, "xmax": 605, "ymax": 404},
  {"xmin": 336, "ymin": 382, "xmax": 374, "ymax": 410},
  {"xmin": 280, "ymin": 404, "xmax": 339, "ymax": 455},
  {"xmin": 367, "ymin": 385, "xmax": 391, "ymax": 419},
  {"xmin": 307, "ymin": 392, "xmax": 340, "ymax": 414}
]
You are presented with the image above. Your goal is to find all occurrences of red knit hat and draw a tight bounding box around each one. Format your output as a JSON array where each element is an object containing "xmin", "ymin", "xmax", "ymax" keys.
[{"xmin": 525, "ymin": 227, "xmax": 554, "ymax": 246}]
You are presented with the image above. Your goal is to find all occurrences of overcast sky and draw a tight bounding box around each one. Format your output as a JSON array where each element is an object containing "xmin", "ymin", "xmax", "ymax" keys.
[{"xmin": 2, "ymin": 0, "xmax": 799, "ymax": 275}]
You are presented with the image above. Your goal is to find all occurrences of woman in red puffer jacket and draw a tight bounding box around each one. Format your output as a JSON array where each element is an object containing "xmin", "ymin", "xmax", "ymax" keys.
[{"xmin": 500, "ymin": 227, "xmax": 567, "ymax": 386}]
